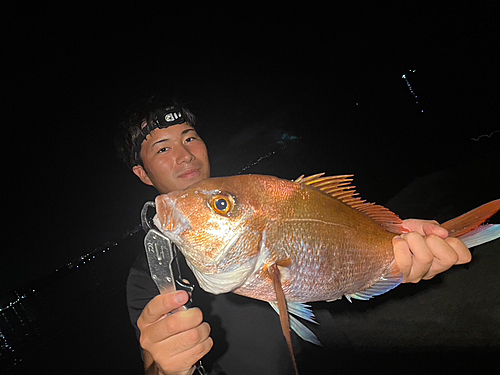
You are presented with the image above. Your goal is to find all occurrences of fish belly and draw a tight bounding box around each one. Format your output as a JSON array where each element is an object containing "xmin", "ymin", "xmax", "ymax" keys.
[
  {"xmin": 286, "ymin": 222, "xmax": 395, "ymax": 302},
  {"xmin": 234, "ymin": 215, "xmax": 396, "ymax": 303}
]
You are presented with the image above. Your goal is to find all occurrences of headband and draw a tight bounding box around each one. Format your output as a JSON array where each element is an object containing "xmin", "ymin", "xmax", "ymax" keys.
[{"xmin": 134, "ymin": 106, "xmax": 186, "ymax": 159}]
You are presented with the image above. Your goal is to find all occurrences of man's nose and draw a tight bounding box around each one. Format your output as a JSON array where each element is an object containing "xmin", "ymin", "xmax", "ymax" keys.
[{"xmin": 175, "ymin": 145, "xmax": 195, "ymax": 164}]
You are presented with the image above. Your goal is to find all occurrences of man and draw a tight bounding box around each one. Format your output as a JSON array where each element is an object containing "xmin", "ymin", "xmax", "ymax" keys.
[{"xmin": 117, "ymin": 101, "xmax": 471, "ymax": 375}]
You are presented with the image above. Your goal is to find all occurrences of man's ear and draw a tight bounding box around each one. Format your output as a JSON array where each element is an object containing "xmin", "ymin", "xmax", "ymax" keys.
[{"xmin": 132, "ymin": 165, "xmax": 154, "ymax": 186}]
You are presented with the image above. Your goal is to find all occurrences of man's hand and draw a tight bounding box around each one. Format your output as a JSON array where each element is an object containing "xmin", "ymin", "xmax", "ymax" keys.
[
  {"xmin": 138, "ymin": 290, "xmax": 213, "ymax": 375},
  {"xmin": 393, "ymin": 219, "xmax": 472, "ymax": 283}
]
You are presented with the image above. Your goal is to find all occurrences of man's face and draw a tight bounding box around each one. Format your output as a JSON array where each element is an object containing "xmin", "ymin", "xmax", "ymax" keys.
[{"xmin": 132, "ymin": 123, "xmax": 210, "ymax": 194}]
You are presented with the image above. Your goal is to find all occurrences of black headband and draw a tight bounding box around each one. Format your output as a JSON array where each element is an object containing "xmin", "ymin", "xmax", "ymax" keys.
[{"xmin": 134, "ymin": 106, "xmax": 186, "ymax": 159}]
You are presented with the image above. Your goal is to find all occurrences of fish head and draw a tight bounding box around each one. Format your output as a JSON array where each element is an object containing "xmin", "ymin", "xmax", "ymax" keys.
[{"xmin": 154, "ymin": 175, "xmax": 283, "ymax": 294}]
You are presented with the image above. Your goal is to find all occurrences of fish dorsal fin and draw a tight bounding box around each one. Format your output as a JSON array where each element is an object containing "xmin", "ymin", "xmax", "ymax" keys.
[{"xmin": 295, "ymin": 173, "xmax": 404, "ymax": 234}]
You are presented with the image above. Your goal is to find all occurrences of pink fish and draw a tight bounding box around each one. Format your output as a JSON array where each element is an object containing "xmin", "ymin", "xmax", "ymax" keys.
[{"xmin": 154, "ymin": 173, "xmax": 500, "ymax": 374}]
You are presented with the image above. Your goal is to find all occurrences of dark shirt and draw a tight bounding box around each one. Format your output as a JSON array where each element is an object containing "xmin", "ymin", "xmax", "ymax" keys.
[{"xmin": 126, "ymin": 248, "xmax": 301, "ymax": 375}]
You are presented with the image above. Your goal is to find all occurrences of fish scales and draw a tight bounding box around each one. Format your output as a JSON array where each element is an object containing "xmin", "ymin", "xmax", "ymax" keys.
[
  {"xmin": 233, "ymin": 182, "xmax": 397, "ymax": 302},
  {"xmin": 155, "ymin": 174, "xmax": 400, "ymax": 303},
  {"xmin": 154, "ymin": 173, "xmax": 500, "ymax": 374}
]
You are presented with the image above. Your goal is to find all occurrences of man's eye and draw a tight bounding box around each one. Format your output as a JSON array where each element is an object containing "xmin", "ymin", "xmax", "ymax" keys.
[
  {"xmin": 157, "ymin": 147, "xmax": 169, "ymax": 154},
  {"xmin": 185, "ymin": 137, "xmax": 196, "ymax": 143}
]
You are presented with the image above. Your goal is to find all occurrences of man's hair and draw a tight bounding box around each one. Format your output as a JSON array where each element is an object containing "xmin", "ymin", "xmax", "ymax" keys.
[{"xmin": 116, "ymin": 96, "xmax": 197, "ymax": 170}]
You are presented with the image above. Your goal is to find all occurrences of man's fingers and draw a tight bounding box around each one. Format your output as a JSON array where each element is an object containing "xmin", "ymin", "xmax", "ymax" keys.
[
  {"xmin": 403, "ymin": 232, "xmax": 434, "ymax": 282},
  {"xmin": 422, "ymin": 221, "xmax": 448, "ymax": 238},
  {"xmin": 419, "ymin": 235, "xmax": 458, "ymax": 279},
  {"xmin": 393, "ymin": 233, "xmax": 434, "ymax": 283},
  {"xmin": 136, "ymin": 291, "xmax": 214, "ymax": 374},
  {"xmin": 163, "ymin": 321, "xmax": 212, "ymax": 357},
  {"xmin": 425, "ymin": 235, "xmax": 459, "ymax": 265},
  {"xmin": 395, "ymin": 231, "xmax": 473, "ymax": 283},
  {"xmin": 138, "ymin": 291, "xmax": 189, "ymax": 329},
  {"xmin": 163, "ymin": 336, "xmax": 214, "ymax": 374},
  {"xmin": 402, "ymin": 219, "xmax": 448, "ymax": 238},
  {"xmin": 144, "ymin": 307, "xmax": 204, "ymax": 345},
  {"xmin": 393, "ymin": 236, "xmax": 412, "ymax": 281},
  {"xmin": 143, "ymin": 322, "xmax": 213, "ymax": 374},
  {"xmin": 445, "ymin": 237, "xmax": 472, "ymax": 264},
  {"xmin": 421, "ymin": 236, "xmax": 471, "ymax": 280}
]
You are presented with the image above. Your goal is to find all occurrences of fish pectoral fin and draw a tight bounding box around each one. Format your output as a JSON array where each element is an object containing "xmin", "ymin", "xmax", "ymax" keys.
[
  {"xmin": 269, "ymin": 301, "xmax": 321, "ymax": 346},
  {"xmin": 267, "ymin": 264, "xmax": 299, "ymax": 375},
  {"xmin": 345, "ymin": 263, "xmax": 403, "ymax": 301}
]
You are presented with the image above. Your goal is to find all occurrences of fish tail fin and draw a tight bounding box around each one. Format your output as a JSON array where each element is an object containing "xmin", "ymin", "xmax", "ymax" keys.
[
  {"xmin": 442, "ymin": 199, "xmax": 500, "ymax": 247},
  {"xmin": 457, "ymin": 225, "xmax": 500, "ymax": 248}
]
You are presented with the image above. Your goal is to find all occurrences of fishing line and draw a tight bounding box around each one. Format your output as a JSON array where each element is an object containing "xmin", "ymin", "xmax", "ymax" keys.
[
  {"xmin": 402, "ymin": 70, "xmax": 424, "ymax": 113},
  {"xmin": 0, "ymin": 225, "xmax": 142, "ymax": 313},
  {"xmin": 1, "ymin": 118, "xmax": 297, "ymax": 370},
  {"xmin": 0, "ymin": 132, "xmax": 299, "ymax": 314},
  {"xmin": 0, "ymin": 224, "xmax": 144, "ymax": 366},
  {"xmin": 236, "ymin": 132, "xmax": 299, "ymax": 175},
  {"xmin": 237, "ymin": 150, "xmax": 277, "ymax": 174},
  {"xmin": 471, "ymin": 130, "xmax": 500, "ymax": 141}
]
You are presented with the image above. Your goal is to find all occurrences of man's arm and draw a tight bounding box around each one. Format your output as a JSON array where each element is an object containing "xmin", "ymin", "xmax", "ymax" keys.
[
  {"xmin": 393, "ymin": 219, "xmax": 472, "ymax": 283},
  {"xmin": 138, "ymin": 290, "xmax": 213, "ymax": 375}
]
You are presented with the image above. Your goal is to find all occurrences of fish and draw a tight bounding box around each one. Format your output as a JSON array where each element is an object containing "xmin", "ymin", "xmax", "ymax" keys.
[{"xmin": 153, "ymin": 173, "xmax": 500, "ymax": 374}]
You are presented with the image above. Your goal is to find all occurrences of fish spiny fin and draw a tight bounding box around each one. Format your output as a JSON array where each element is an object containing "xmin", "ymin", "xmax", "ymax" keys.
[
  {"xmin": 346, "ymin": 262, "xmax": 403, "ymax": 301},
  {"xmin": 295, "ymin": 173, "xmax": 404, "ymax": 234},
  {"xmin": 268, "ymin": 264, "xmax": 299, "ymax": 375},
  {"xmin": 269, "ymin": 301, "xmax": 322, "ymax": 346}
]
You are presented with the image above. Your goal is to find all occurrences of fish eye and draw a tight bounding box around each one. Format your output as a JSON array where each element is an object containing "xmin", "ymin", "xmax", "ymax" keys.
[
  {"xmin": 210, "ymin": 194, "xmax": 233, "ymax": 215},
  {"xmin": 215, "ymin": 198, "xmax": 227, "ymax": 211}
]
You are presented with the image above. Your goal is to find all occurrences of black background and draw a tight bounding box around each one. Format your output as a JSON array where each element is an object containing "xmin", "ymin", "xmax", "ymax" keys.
[{"xmin": 2, "ymin": 3, "xmax": 499, "ymax": 374}]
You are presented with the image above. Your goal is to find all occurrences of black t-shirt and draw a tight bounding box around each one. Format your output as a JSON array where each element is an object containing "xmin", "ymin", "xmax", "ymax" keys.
[{"xmin": 126, "ymin": 247, "xmax": 301, "ymax": 375}]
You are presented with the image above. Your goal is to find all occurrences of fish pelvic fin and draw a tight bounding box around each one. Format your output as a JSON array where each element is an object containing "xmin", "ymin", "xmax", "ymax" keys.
[
  {"xmin": 345, "ymin": 262, "xmax": 403, "ymax": 301},
  {"xmin": 267, "ymin": 263, "xmax": 299, "ymax": 375},
  {"xmin": 295, "ymin": 173, "xmax": 404, "ymax": 234},
  {"xmin": 441, "ymin": 200, "xmax": 500, "ymax": 245}
]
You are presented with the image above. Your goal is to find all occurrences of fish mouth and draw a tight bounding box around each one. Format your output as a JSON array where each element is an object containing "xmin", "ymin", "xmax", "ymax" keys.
[
  {"xmin": 154, "ymin": 191, "xmax": 259, "ymax": 295},
  {"xmin": 154, "ymin": 194, "xmax": 191, "ymax": 242}
]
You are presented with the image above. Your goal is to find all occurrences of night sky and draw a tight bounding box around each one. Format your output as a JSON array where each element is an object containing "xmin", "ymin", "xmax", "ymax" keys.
[{"xmin": 3, "ymin": 4, "xmax": 499, "ymax": 303}]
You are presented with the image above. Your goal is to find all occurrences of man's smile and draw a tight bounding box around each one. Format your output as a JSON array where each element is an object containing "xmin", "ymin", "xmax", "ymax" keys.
[{"xmin": 178, "ymin": 168, "xmax": 201, "ymax": 179}]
